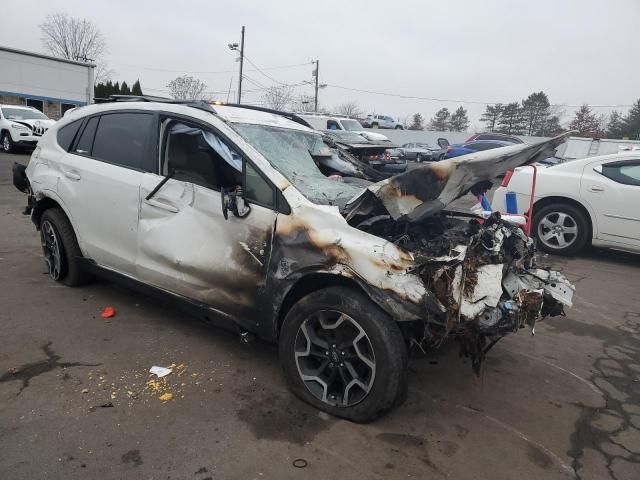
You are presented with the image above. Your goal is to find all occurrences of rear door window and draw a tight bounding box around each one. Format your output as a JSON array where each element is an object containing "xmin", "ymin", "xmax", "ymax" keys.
[
  {"xmin": 601, "ymin": 160, "xmax": 640, "ymax": 186},
  {"xmin": 57, "ymin": 119, "xmax": 83, "ymax": 151},
  {"xmin": 92, "ymin": 113, "xmax": 154, "ymax": 171},
  {"xmin": 74, "ymin": 116, "xmax": 99, "ymax": 155}
]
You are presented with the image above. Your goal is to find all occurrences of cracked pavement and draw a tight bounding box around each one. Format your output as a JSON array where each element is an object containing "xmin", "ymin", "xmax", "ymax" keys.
[{"xmin": 1, "ymin": 151, "xmax": 639, "ymax": 479}]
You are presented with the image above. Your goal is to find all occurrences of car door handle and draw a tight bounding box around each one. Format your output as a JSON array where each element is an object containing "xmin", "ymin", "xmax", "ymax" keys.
[
  {"xmin": 587, "ymin": 185, "xmax": 605, "ymax": 192},
  {"xmin": 144, "ymin": 198, "xmax": 179, "ymax": 213},
  {"xmin": 64, "ymin": 170, "xmax": 81, "ymax": 181}
]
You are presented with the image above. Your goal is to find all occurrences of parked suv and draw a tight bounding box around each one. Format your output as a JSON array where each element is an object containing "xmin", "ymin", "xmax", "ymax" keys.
[
  {"xmin": 13, "ymin": 98, "xmax": 574, "ymax": 421},
  {"xmin": 362, "ymin": 114, "xmax": 404, "ymax": 129},
  {"xmin": 1, "ymin": 105, "xmax": 55, "ymax": 153}
]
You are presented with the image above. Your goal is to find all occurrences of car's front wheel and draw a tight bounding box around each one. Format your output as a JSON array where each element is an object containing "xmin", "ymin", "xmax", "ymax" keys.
[
  {"xmin": 532, "ymin": 203, "xmax": 590, "ymax": 255},
  {"xmin": 415, "ymin": 154, "xmax": 422, "ymax": 162},
  {"xmin": 279, "ymin": 286, "xmax": 407, "ymax": 422},
  {"xmin": 395, "ymin": 125, "xmax": 403, "ymax": 130},
  {"xmin": 40, "ymin": 208, "xmax": 93, "ymax": 286},
  {"xmin": 2, "ymin": 132, "xmax": 15, "ymax": 153}
]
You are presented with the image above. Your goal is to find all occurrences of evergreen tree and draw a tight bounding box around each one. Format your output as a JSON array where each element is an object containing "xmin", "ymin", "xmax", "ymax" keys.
[
  {"xmin": 113, "ymin": 81, "xmax": 121, "ymax": 94},
  {"xmin": 428, "ymin": 108, "xmax": 451, "ymax": 131},
  {"xmin": 606, "ymin": 110, "xmax": 624, "ymax": 138},
  {"xmin": 496, "ymin": 102, "xmax": 526, "ymax": 135},
  {"xmin": 120, "ymin": 81, "xmax": 130, "ymax": 95},
  {"xmin": 449, "ymin": 106, "xmax": 470, "ymax": 132},
  {"xmin": 409, "ymin": 113, "xmax": 424, "ymax": 130},
  {"xmin": 521, "ymin": 91, "xmax": 551, "ymax": 136},
  {"xmin": 621, "ymin": 99, "xmax": 640, "ymax": 139},
  {"xmin": 94, "ymin": 82, "xmax": 105, "ymax": 98},
  {"xmin": 569, "ymin": 105, "xmax": 603, "ymax": 137},
  {"xmin": 131, "ymin": 80, "xmax": 143, "ymax": 96},
  {"xmin": 480, "ymin": 104, "xmax": 503, "ymax": 132},
  {"xmin": 543, "ymin": 115, "xmax": 564, "ymax": 136},
  {"xmin": 106, "ymin": 80, "xmax": 114, "ymax": 96}
]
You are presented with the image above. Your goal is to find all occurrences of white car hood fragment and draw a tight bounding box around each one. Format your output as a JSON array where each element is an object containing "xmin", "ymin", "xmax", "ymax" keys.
[{"xmin": 344, "ymin": 132, "xmax": 572, "ymax": 222}]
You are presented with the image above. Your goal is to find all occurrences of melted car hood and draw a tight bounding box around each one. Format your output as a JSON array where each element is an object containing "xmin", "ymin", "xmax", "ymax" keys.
[{"xmin": 344, "ymin": 132, "xmax": 571, "ymax": 222}]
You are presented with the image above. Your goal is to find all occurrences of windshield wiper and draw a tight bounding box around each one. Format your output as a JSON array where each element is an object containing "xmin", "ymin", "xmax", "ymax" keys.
[{"xmin": 145, "ymin": 169, "xmax": 175, "ymax": 201}]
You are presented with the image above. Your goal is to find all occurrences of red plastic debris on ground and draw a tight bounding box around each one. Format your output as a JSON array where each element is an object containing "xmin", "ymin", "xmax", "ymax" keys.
[{"xmin": 100, "ymin": 306, "xmax": 116, "ymax": 318}]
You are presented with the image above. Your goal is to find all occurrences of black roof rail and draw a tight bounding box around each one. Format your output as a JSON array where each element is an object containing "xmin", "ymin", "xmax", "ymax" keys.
[
  {"xmin": 93, "ymin": 95, "xmax": 217, "ymax": 114},
  {"xmin": 219, "ymin": 103, "xmax": 312, "ymax": 128}
]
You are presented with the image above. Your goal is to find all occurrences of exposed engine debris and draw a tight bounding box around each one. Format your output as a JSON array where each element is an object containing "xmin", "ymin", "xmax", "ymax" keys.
[{"xmin": 355, "ymin": 211, "xmax": 574, "ymax": 373}]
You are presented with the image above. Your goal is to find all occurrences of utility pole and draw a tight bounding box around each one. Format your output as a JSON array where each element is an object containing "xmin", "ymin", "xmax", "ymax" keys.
[
  {"xmin": 313, "ymin": 59, "xmax": 319, "ymax": 113},
  {"xmin": 238, "ymin": 26, "xmax": 245, "ymax": 104}
]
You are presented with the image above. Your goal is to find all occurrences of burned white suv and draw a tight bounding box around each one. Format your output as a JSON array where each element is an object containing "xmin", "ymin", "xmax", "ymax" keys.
[{"xmin": 13, "ymin": 97, "xmax": 574, "ymax": 421}]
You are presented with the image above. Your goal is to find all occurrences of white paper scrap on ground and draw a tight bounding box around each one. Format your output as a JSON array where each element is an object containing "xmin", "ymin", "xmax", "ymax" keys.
[{"xmin": 149, "ymin": 366, "xmax": 173, "ymax": 378}]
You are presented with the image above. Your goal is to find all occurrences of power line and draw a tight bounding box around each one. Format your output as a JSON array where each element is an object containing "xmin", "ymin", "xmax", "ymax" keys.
[
  {"xmin": 242, "ymin": 55, "xmax": 310, "ymax": 86},
  {"xmin": 325, "ymin": 83, "xmax": 635, "ymax": 109}
]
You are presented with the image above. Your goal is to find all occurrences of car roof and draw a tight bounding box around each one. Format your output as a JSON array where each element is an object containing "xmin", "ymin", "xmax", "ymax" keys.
[
  {"xmin": 465, "ymin": 139, "xmax": 514, "ymax": 146},
  {"xmin": 61, "ymin": 101, "xmax": 314, "ymax": 133}
]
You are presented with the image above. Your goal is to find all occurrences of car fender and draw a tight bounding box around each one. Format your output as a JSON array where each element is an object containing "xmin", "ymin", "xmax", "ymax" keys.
[{"xmin": 31, "ymin": 188, "xmax": 86, "ymax": 251}]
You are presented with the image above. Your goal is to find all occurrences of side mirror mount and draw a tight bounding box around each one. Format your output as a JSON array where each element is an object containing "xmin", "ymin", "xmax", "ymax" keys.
[{"xmin": 221, "ymin": 186, "xmax": 251, "ymax": 220}]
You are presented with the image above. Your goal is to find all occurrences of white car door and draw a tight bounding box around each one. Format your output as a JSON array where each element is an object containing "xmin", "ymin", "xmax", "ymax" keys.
[
  {"xmin": 580, "ymin": 158, "xmax": 640, "ymax": 250},
  {"xmin": 57, "ymin": 111, "xmax": 156, "ymax": 274},
  {"xmin": 136, "ymin": 118, "xmax": 279, "ymax": 321}
]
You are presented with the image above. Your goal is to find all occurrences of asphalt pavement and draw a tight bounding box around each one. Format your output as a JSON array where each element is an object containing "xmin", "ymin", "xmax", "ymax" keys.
[{"xmin": 1, "ymin": 151, "xmax": 639, "ymax": 480}]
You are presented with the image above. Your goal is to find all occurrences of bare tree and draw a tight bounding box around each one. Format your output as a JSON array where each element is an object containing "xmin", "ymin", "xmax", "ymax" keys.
[
  {"xmin": 262, "ymin": 86, "xmax": 293, "ymax": 111},
  {"xmin": 290, "ymin": 94, "xmax": 315, "ymax": 112},
  {"xmin": 167, "ymin": 75, "xmax": 208, "ymax": 100},
  {"xmin": 335, "ymin": 101, "xmax": 363, "ymax": 119},
  {"xmin": 40, "ymin": 13, "xmax": 112, "ymax": 82}
]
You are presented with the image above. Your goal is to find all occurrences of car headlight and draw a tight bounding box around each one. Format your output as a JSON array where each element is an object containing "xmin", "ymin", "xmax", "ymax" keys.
[{"xmin": 11, "ymin": 123, "xmax": 29, "ymax": 131}]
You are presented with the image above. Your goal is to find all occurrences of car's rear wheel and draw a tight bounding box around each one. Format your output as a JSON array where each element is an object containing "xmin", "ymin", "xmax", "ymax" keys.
[
  {"xmin": 395, "ymin": 125, "xmax": 403, "ymax": 130},
  {"xmin": 2, "ymin": 132, "xmax": 14, "ymax": 153},
  {"xmin": 40, "ymin": 208, "xmax": 93, "ymax": 286},
  {"xmin": 415, "ymin": 154, "xmax": 422, "ymax": 162},
  {"xmin": 279, "ymin": 286, "xmax": 407, "ymax": 422},
  {"xmin": 533, "ymin": 203, "xmax": 589, "ymax": 255},
  {"xmin": 371, "ymin": 123, "xmax": 379, "ymax": 129}
]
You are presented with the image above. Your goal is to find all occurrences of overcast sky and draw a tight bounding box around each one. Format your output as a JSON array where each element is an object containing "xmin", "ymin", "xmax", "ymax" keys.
[{"xmin": 2, "ymin": 0, "xmax": 638, "ymax": 129}]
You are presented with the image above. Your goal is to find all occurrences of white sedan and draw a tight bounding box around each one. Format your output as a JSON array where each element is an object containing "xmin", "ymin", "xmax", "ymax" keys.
[{"xmin": 492, "ymin": 152, "xmax": 640, "ymax": 255}]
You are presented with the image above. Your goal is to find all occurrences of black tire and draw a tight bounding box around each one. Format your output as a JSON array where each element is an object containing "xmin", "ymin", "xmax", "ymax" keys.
[
  {"xmin": 532, "ymin": 202, "xmax": 590, "ymax": 256},
  {"xmin": 415, "ymin": 154, "xmax": 422, "ymax": 163},
  {"xmin": 279, "ymin": 286, "xmax": 408, "ymax": 422},
  {"xmin": 40, "ymin": 208, "xmax": 93, "ymax": 286},
  {"xmin": 395, "ymin": 125, "xmax": 403, "ymax": 130},
  {"xmin": 2, "ymin": 132, "xmax": 15, "ymax": 153},
  {"xmin": 371, "ymin": 123, "xmax": 379, "ymax": 129}
]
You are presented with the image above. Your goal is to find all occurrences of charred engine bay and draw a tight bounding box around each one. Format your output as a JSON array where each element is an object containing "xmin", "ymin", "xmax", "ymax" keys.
[{"xmin": 353, "ymin": 212, "xmax": 573, "ymax": 372}]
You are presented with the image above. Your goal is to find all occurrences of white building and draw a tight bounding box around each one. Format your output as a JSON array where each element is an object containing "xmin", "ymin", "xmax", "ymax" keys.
[{"xmin": 0, "ymin": 45, "xmax": 95, "ymax": 120}]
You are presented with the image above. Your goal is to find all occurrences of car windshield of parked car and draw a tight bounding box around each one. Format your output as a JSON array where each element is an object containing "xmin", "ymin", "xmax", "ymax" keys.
[
  {"xmin": 232, "ymin": 124, "xmax": 363, "ymax": 208},
  {"xmin": 326, "ymin": 131, "xmax": 368, "ymax": 143},
  {"xmin": 2, "ymin": 108, "xmax": 48, "ymax": 120},
  {"xmin": 340, "ymin": 119, "xmax": 364, "ymax": 131}
]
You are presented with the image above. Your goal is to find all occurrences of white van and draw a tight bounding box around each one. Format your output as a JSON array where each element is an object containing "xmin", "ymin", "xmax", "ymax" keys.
[{"xmin": 297, "ymin": 113, "xmax": 390, "ymax": 142}]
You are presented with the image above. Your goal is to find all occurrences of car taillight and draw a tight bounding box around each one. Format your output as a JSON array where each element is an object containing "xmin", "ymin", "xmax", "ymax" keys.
[
  {"xmin": 446, "ymin": 146, "xmax": 452, "ymax": 153},
  {"xmin": 501, "ymin": 169, "xmax": 514, "ymax": 187}
]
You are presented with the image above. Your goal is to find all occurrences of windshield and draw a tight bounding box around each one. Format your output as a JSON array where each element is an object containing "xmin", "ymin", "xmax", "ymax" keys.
[
  {"xmin": 232, "ymin": 124, "xmax": 363, "ymax": 208},
  {"xmin": 341, "ymin": 119, "xmax": 364, "ymax": 131},
  {"xmin": 1, "ymin": 108, "xmax": 48, "ymax": 121}
]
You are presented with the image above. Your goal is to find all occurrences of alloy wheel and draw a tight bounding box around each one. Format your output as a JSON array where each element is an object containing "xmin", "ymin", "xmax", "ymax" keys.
[
  {"xmin": 41, "ymin": 220, "xmax": 62, "ymax": 280},
  {"xmin": 537, "ymin": 212, "xmax": 578, "ymax": 250},
  {"xmin": 294, "ymin": 310, "xmax": 376, "ymax": 407},
  {"xmin": 2, "ymin": 135, "xmax": 9, "ymax": 152}
]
